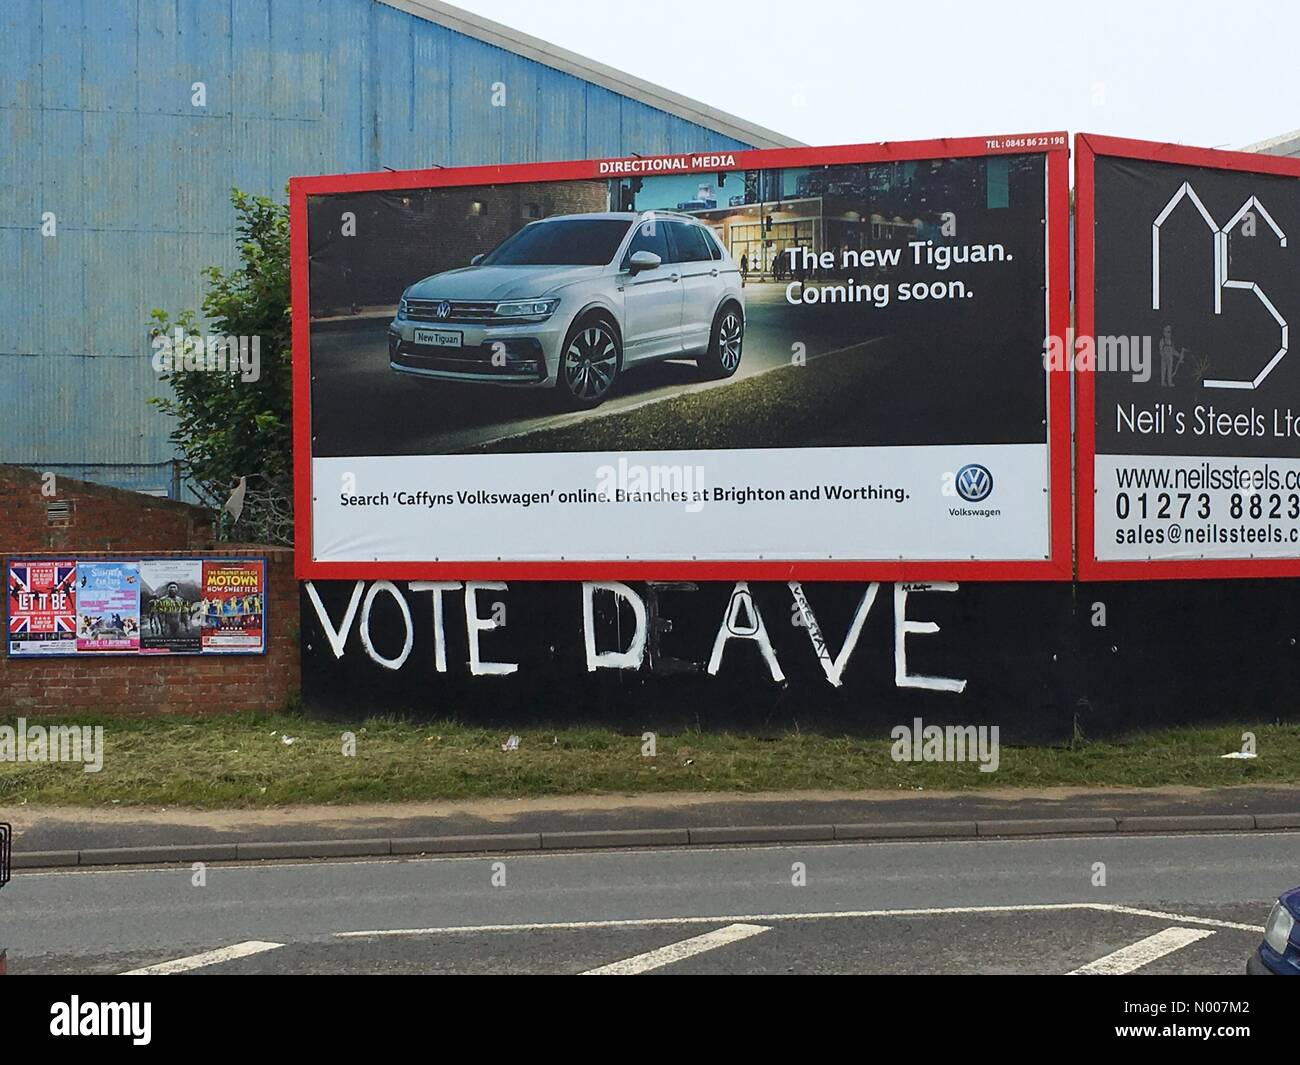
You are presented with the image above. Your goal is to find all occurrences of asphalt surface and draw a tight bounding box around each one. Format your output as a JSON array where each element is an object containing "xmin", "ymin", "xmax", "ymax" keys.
[
  {"xmin": 308, "ymin": 285, "xmax": 871, "ymax": 455},
  {"xmin": 1, "ymin": 831, "xmax": 1288, "ymax": 975}
]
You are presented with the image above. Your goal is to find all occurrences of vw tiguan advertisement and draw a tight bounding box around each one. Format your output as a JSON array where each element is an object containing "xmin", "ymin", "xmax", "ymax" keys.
[{"xmin": 298, "ymin": 139, "xmax": 1067, "ymax": 574}]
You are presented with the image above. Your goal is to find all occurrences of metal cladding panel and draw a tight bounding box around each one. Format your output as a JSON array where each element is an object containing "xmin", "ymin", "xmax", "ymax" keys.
[
  {"xmin": 0, "ymin": 351, "xmax": 172, "ymax": 466},
  {"xmin": 0, "ymin": 0, "xmax": 765, "ymax": 489},
  {"xmin": 137, "ymin": 0, "xmax": 200, "ymax": 116},
  {"xmin": 492, "ymin": 49, "xmax": 542, "ymax": 165},
  {"xmin": 270, "ymin": 0, "xmax": 327, "ymax": 123},
  {"xmin": 0, "ymin": 105, "xmax": 40, "ymax": 226},
  {"xmin": 231, "ymin": 0, "xmax": 327, "ymax": 121},
  {"xmin": 232, "ymin": 0, "xmax": 274, "ymax": 119},
  {"xmin": 323, "ymin": 0, "xmax": 370, "ymax": 173},
  {"xmin": 39, "ymin": 0, "xmax": 81, "ymax": 111},
  {"xmin": 535, "ymin": 68, "xmax": 589, "ymax": 163},
  {"xmin": 371, "ymin": 0, "xmax": 420, "ymax": 168},
  {"xmin": 174, "ymin": 115, "xmax": 238, "ymax": 228},
  {"xmin": 0, "ymin": 0, "xmax": 42, "ymax": 109},
  {"xmin": 449, "ymin": 33, "xmax": 533, "ymax": 167},
  {"xmin": 40, "ymin": 108, "xmax": 85, "ymax": 231},
  {"xmin": 0, "ymin": 229, "xmax": 44, "ymax": 357},
  {"xmin": 411, "ymin": 17, "xmax": 453, "ymax": 171},
  {"xmin": 37, "ymin": 227, "xmax": 85, "ymax": 359},
  {"xmin": 83, "ymin": 111, "xmax": 139, "ymax": 229},
  {"xmin": 619, "ymin": 95, "xmax": 678, "ymax": 157},
  {"xmin": 83, "ymin": 0, "xmax": 141, "ymax": 113},
  {"xmin": 583, "ymin": 82, "xmax": 623, "ymax": 160},
  {"xmin": 84, "ymin": 230, "xmax": 147, "ymax": 358},
  {"xmin": 83, "ymin": 229, "xmax": 239, "ymax": 361},
  {"xmin": 266, "ymin": 119, "xmax": 332, "ymax": 198}
]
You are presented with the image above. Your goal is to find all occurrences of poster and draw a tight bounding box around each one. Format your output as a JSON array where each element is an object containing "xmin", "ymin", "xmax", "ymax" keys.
[
  {"xmin": 140, "ymin": 559, "xmax": 203, "ymax": 653},
  {"xmin": 200, "ymin": 560, "xmax": 265, "ymax": 652},
  {"xmin": 5, "ymin": 557, "xmax": 267, "ymax": 658},
  {"xmin": 293, "ymin": 134, "xmax": 1070, "ymax": 580},
  {"xmin": 7, "ymin": 560, "xmax": 77, "ymax": 655},
  {"xmin": 75, "ymin": 561, "xmax": 141, "ymax": 652},
  {"xmin": 1080, "ymin": 134, "xmax": 1300, "ymax": 576}
]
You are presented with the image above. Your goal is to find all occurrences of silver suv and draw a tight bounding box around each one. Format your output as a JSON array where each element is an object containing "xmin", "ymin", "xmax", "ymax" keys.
[{"xmin": 388, "ymin": 211, "xmax": 745, "ymax": 408}]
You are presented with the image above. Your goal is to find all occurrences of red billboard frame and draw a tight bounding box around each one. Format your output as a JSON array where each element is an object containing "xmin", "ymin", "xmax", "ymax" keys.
[
  {"xmin": 1075, "ymin": 132, "xmax": 1300, "ymax": 581},
  {"xmin": 291, "ymin": 132, "xmax": 1072, "ymax": 582}
]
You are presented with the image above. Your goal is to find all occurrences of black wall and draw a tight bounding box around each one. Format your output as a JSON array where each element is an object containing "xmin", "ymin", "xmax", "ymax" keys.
[{"xmin": 299, "ymin": 578, "xmax": 1300, "ymax": 743}]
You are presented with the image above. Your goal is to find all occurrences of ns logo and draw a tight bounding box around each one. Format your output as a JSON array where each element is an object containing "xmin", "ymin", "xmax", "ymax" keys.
[{"xmin": 1152, "ymin": 182, "xmax": 1288, "ymax": 390}]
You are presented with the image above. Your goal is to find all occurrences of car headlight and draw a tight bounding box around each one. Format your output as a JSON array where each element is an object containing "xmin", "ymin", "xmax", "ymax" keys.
[
  {"xmin": 1264, "ymin": 900, "xmax": 1295, "ymax": 954},
  {"xmin": 397, "ymin": 297, "xmax": 409, "ymax": 318},
  {"xmin": 494, "ymin": 298, "xmax": 559, "ymax": 320}
]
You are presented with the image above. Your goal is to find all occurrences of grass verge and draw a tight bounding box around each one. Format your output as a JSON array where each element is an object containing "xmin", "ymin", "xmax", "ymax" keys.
[{"xmin": 0, "ymin": 715, "xmax": 1296, "ymax": 808}]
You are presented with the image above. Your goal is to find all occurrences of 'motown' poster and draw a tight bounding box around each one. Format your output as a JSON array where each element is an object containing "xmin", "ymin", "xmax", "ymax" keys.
[
  {"xmin": 75, "ymin": 561, "xmax": 141, "ymax": 652},
  {"xmin": 201, "ymin": 561, "xmax": 265, "ymax": 652},
  {"xmin": 7, "ymin": 560, "xmax": 77, "ymax": 655}
]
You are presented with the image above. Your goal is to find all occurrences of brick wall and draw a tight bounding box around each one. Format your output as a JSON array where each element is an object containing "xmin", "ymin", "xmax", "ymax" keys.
[
  {"xmin": 0, "ymin": 466, "xmax": 215, "ymax": 553},
  {"xmin": 1, "ymin": 467, "xmax": 299, "ymax": 716}
]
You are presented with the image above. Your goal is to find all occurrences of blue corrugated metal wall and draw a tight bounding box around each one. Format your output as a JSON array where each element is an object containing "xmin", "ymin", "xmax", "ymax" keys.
[{"xmin": 0, "ymin": 0, "xmax": 754, "ymax": 497}]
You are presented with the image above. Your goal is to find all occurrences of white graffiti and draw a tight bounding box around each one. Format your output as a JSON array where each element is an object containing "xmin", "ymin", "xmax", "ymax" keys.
[
  {"xmin": 304, "ymin": 580, "xmax": 969, "ymax": 691},
  {"xmin": 304, "ymin": 579, "xmax": 515, "ymax": 676},
  {"xmin": 788, "ymin": 581, "xmax": 879, "ymax": 687},
  {"xmin": 581, "ymin": 582, "xmax": 647, "ymax": 670},
  {"xmin": 582, "ymin": 580, "xmax": 966, "ymax": 690},
  {"xmin": 707, "ymin": 582, "xmax": 784, "ymax": 682},
  {"xmin": 408, "ymin": 581, "xmax": 461, "ymax": 672},
  {"xmin": 360, "ymin": 581, "xmax": 413, "ymax": 669},
  {"xmin": 893, "ymin": 582, "xmax": 966, "ymax": 693},
  {"xmin": 464, "ymin": 581, "xmax": 517, "ymax": 676}
]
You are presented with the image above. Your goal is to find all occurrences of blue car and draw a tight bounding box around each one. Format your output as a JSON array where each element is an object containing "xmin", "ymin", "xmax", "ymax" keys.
[{"xmin": 1248, "ymin": 887, "xmax": 1300, "ymax": 975}]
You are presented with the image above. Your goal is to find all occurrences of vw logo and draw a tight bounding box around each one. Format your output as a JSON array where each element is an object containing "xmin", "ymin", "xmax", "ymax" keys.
[
  {"xmin": 955, "ymin": 463, "xmax": 993, "ymax": 503},
  {"xmin": 436, "ymin": 301, "xmax": 451, "ymax": 319}
]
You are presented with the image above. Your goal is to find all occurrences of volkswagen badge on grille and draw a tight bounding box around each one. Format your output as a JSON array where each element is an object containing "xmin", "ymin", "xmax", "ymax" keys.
[{"xmin": 436, "ymin": 301, "xmax": 451, "ymax": 319}]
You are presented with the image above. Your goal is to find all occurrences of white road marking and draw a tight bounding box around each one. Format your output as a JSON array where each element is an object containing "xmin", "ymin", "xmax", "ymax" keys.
[
  {"xmin": 335, "ymin": 901, "xmax": 1261, "ymax": 938},
  {"xmin": 120, "ymin": 941, "xmax": 285, "ymax": 975},
  {"xmin": 581, "ymin": 923, "xmax": 770, "ymax": 975},
  {"xmin": 1068, "ymin": 926, "xmax": 1215, "ymax": 975},
  {"xmin": 1099, "ymin": 904, "xmax": 1262, "ymax": 932}
]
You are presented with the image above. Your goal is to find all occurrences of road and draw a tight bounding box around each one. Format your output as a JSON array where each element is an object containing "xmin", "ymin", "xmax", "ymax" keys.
[
  {"xmin": 308, "ymin": 284, "xmax": 877, "ymax": 456},
  {"xmin": 1, "ymin": 831, "xmax": 1285, "ymax": 974}
]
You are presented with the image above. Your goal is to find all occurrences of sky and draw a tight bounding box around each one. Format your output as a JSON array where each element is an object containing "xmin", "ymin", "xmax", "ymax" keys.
[{"xmin": 452, "ymin": 0, "xmax": 1299, "ymax": 151}]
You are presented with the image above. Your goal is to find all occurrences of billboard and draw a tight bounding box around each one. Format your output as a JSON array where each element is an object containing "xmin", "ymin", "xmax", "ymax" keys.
[
  {"xmin": 291, "ymin": 134, "xmax": 1071, "ymax": 581},
  {"xmin": 4, "ymin": 558, "xmax": 268, "ymax": 658},
  {"xmin": 1077, "ymin": 134, "xmax": 1300, "ymax": 579}
]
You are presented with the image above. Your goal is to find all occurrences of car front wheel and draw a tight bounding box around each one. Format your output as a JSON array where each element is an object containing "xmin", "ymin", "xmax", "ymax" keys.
[
  {"xmin": 558, "ymin": 316, "xmax": 620, "ymax": 409},
  {"xmin": 698, "ymin": 305, "xmax": 743, "ymax": 379}
]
